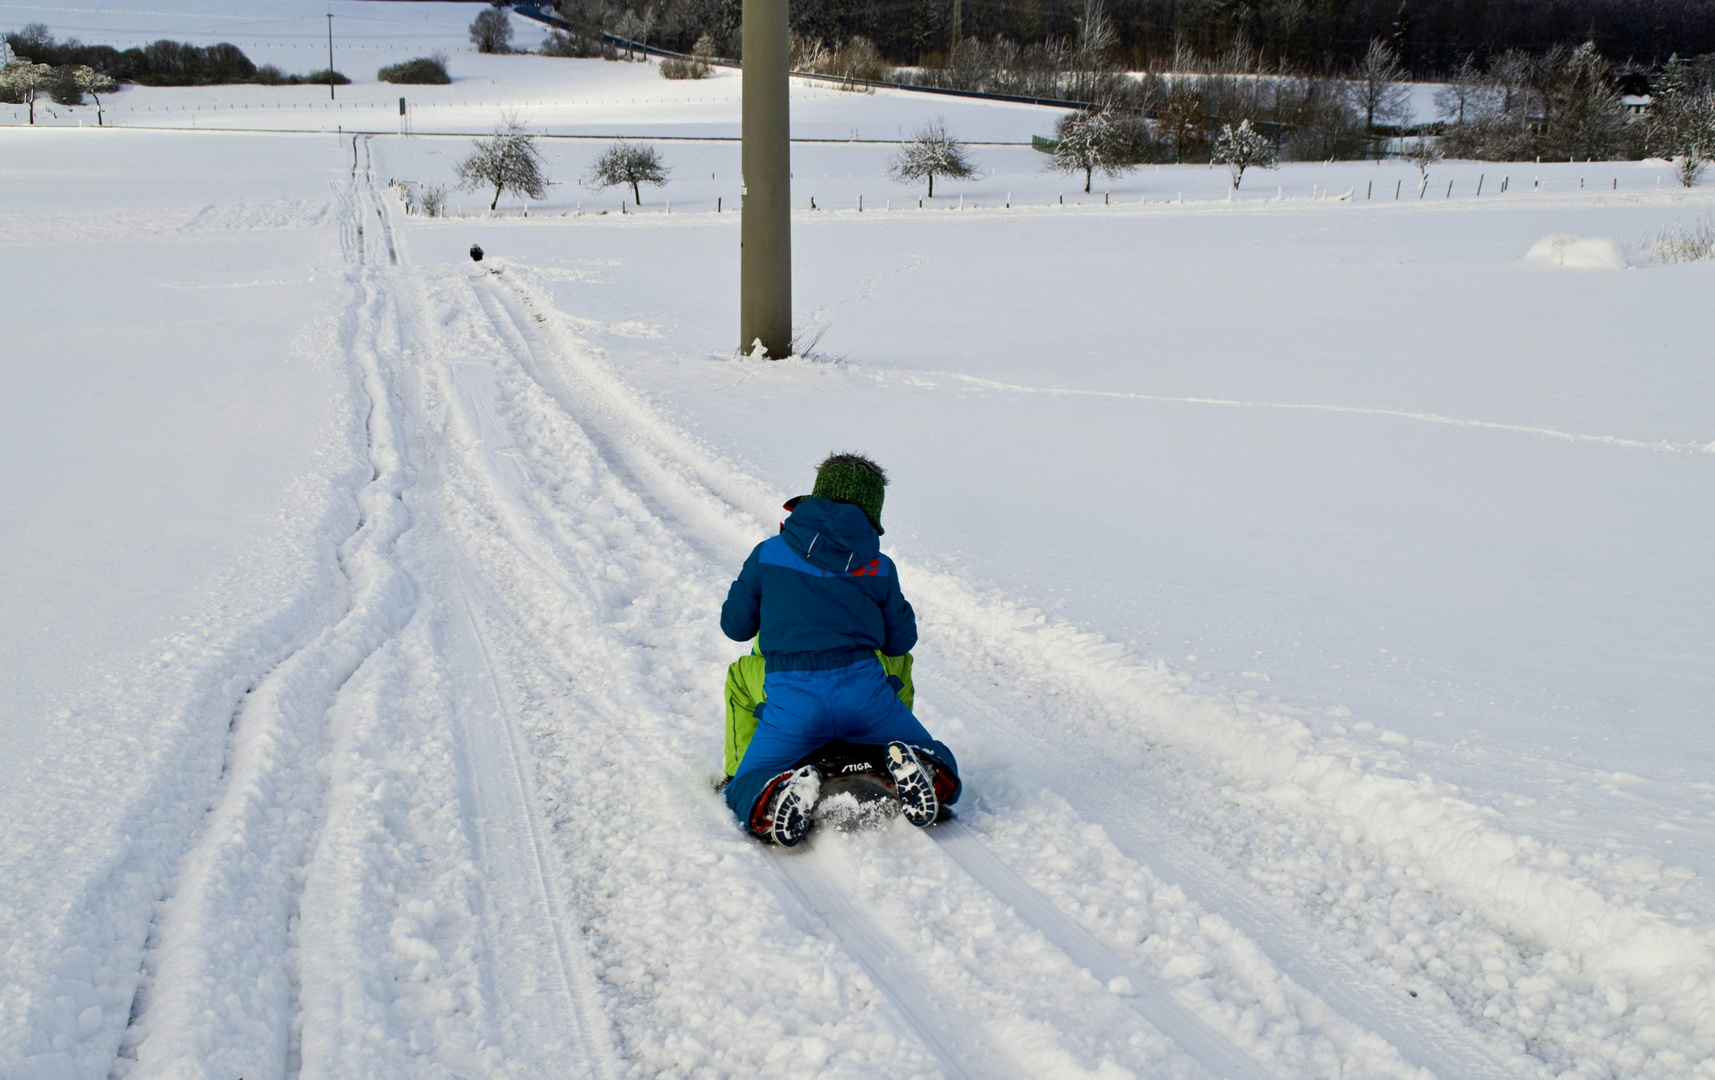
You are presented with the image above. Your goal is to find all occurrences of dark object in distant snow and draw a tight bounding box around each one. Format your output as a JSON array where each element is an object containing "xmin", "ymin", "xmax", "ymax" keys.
[{"xmin": 470, "ymin": 244, "xmax": 484, "ymax": 262}]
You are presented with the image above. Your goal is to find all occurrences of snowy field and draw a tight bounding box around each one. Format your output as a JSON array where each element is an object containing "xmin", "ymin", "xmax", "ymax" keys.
[{"xmin": 5, "ymin": 4, "xmax": 1715, "ymax": 1080}]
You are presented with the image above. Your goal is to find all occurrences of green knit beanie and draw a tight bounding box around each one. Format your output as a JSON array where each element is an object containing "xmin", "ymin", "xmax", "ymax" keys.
[{"xmin": 809, "ymin": 452, "xmax": 888, "ymax": 535}]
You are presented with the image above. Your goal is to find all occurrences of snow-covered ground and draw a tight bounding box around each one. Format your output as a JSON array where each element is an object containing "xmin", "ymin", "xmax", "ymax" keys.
[{"xmin": 5, "ymin": 4, "xmax": 1715, "ymax": 1079}]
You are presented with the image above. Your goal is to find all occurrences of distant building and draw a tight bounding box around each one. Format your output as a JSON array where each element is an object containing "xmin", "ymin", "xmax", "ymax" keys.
[{"xmin": 1621, "ymin": 94, "xmax": 1652, "ymax": 119}]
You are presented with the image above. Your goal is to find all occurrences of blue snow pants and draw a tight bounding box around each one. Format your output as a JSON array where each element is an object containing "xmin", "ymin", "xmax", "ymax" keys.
[{"xmin": 724, "ymin": 656, "xmax": 960, "ymax": 828}]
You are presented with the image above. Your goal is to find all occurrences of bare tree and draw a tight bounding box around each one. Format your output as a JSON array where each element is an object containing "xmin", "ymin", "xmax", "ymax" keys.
[
  {"xmin": 1353, "ymin": 39, "xmax": 1408, "ymax": 130},
  {"xmin": 613, "ymin": 10, "xmax": 656, "ymax": 60},
  {"xmin": 588, "ymin": 140, "xmax": 669, "ymax": 203},
  {"xmin": 1403, "ymin": 136, "xmax": 1442, "ymax": 190},
  {"xmin": 1523, "ymin": 44, "xmax": 1572, "ymax": 136},
  {"xmin": 889, "ymin": 119, "xmax": 977, "ymax": 197},
  {"xmin": 1434, "ymin": 55, "xmax": 1491, "ymax": 124},
  {"xmin": 0, "ymin": 59, "xmax": 53, "ymax": 124},
  {"xmin": 72, "ymin": 65, "xmax": 117, "ymax": 126},
  {"xmin": 1211, "ymin": 118, "xmax": 1277, "ymax": 188},
  {"xmin": 1157, "ymin": 84, "xmax": 1207, "ymax": 162},
  {"xmin": 1047, "ymin": 108, "xmax": 1135, "ymax": 193},
  {"xmin": 470, "ymin": 6, "xmax": 514, "ymax": 54},
  {"xmin": 1068, "ymin": 0, "xmax": 1119, "ymax": 103},
  {"xmin": 456, "ymin": 115, "xmax": 549, "ymax": 210}
]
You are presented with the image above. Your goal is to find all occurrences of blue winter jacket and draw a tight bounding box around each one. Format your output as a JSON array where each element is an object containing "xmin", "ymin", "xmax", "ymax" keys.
[{"xmin": 721, "ymin": 498, "xmax": 917, "ymax": 672}]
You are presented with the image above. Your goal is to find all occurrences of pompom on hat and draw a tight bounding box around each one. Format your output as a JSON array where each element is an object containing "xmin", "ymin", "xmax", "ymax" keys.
[{"xmin": 785, "ymin": 452, "xmax": 888, "ymax": 534}]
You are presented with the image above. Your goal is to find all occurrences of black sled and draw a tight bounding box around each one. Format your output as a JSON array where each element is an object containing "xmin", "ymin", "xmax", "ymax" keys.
[{"xmin": 717, "ymin": 740, "xmax": 953, "ymax": 837}]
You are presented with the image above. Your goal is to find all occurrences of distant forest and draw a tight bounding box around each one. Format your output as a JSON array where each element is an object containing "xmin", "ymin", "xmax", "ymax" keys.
[{"xmin": 560, "ymin": 0, "xmax": 1715, "ymax": 73}]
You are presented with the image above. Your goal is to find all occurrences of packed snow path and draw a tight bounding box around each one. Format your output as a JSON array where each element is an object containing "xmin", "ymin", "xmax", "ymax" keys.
[{"xmin": 16, "ymin": 136, "xmax": 1697, "ymax": 1080}]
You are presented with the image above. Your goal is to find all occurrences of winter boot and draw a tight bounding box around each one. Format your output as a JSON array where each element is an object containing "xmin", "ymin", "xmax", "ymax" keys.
[
  {"xmin": 885, "ymin": 742, "xmax": 939, "ymax": 827},
  {"xmin": 753, "ymin": 765, "xmax": 821, "ymax": 847}
]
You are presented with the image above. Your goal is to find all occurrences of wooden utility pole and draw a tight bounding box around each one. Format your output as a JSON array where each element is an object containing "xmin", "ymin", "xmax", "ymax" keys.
[
  {"xmin": 740, "ymin": 0, "xmax": 791, "ymax": 358},
  {"xmin": 326, "ymin": 14, "xmax": 336, "ymax": 100}
]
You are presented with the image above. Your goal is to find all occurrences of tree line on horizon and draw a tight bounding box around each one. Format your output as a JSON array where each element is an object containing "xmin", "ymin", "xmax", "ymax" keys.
[
  {"xmin": 553, "ymin": 0, "xmax": 1715, "ymax": 171},
  {"xmin": 558, "ymin": 0, "xmax": 1715, "ymax": 75}
]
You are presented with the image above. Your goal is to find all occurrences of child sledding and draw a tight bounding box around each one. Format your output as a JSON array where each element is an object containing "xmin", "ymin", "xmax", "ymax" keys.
[{"xmin": 718, "ymin": 453, "xmax": 961, "ymax": 846}]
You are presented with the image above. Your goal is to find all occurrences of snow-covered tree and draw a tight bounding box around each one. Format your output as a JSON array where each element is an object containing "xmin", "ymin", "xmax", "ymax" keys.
[
  {"xmin": 0, "ymin": 59, "xmax": 55, "ymax": 125},
  {"xmin": 73, "ymin": 65, "xmax": 117, "ymax": 126},
  {"xmin": 1403, "ymin": 137, "xmax": 1442, "ymax": 179},
  {"xmin": 1047, "ymin": 109, "xmax": 1134, "ymax": 193},
  {"xmin": 456, "ymin": 116, "xmax": 549, "ymax": 210},
  {"xmin": 1211, "ymin": 118, "xmax": 1276, "ymax": 189},
  {"xmin": 1352, "ymin": 39, "xmax": 1408, "ymax": 130},
  {"xmin": 1671, "ymin": 93, "xmax": 1715, "ymax": 187},
  {"xmin": 889, "ymin": 120, "xmax": 976, "ymax": 198},
  {"xmin": 1649, "ymin": 56, "xmax": 1715, "ymax": 186},
  {"xmin": 469, "ymin": 6, "xmax": 513, "ymax": 54},
  {"xmin": 588, "ymin": 141, "xmax": 670, "ymax": 203}
]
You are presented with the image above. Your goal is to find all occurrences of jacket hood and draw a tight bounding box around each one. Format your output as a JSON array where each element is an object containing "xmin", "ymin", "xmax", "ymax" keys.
[{"xmin": 781, "ymin": 497, "xmax": 880, "ymax": 573}]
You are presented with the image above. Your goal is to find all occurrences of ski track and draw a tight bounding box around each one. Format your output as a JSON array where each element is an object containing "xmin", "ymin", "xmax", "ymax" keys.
[
  {"xmin": 76, "ymin": 137, "xmax": 1715, "ymax": 1080},
  {"xmin": 115, "ymin": 157, "xmax": 416, "ymax": 1080},
  {"xmin": 876, "ymin": 369, "xmax": 1715, "ymax": 455}
]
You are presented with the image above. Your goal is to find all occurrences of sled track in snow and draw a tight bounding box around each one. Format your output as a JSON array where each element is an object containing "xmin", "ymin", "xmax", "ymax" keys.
[
  {"xmin": 454, "ymin": 265, "xmax": 1325, "ymax": 1079},
  {"xmin": 452, "ymin": 258, "xmax": 1556, "ymax": 1078},
  {"xmin": 924, "ymin": 677, "xmax": 1530, "ymax": 1080},
  {"xmin": 445, "ymin": 559, "xmax": 622, "ymax": 1080},
  {"xmin": 772, "ymin": 855, "xmax": 1023, "ymax": 1080},
  {"xmin": 930, "ymin": 822, "xmax": 1278, "ymax": 1080},
  {"xmin": 456, "ymin": 269, "xmax": 1070, "ymax": 1078}
]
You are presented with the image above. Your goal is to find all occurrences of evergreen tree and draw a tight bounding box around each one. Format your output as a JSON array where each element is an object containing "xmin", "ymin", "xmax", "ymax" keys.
[{"xmin": 1544, "ymin": 41, "xmax": 1625, "ymax": 160}]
